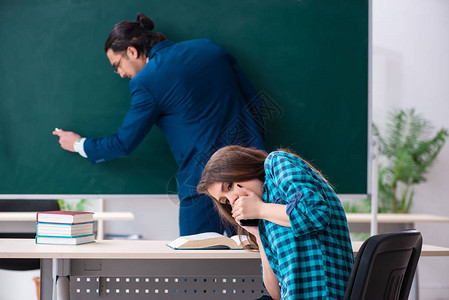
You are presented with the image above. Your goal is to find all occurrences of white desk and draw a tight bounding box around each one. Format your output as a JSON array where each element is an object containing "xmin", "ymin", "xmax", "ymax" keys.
[
  {"xmin": 1, "ymin": 239, "xmax": 447, "ymax": 259},
  {"xmin": 346, "ymin": 213, "xmax": 449, "ymax": 238},
  {"xmin": 351, "ymin": 241, "xmax": 449, "ymax": 257},
  {"xmin": 0, "ymin": 239, "xmax": 264, "ymax": 300},
  {"xmin": 346, "ymin": 213, "xmax": 449, "ymax": 224},
  {"xmin": 0, "ymin": 212, "xmax": 135, "ymax": 240},
  {"xmin": 1, "ymin": 239, "xmax": 448, "ymax": 300},
  {"xmin": 0, "ymin": 239, "xmax": 260, "ymax": 260}
]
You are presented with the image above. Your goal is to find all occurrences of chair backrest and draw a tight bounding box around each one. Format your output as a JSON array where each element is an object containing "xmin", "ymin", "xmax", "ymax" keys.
[
  {"xmin": 0, "ymin": 199, "xmax": 60, "ymax": 270},
  {"xmin": 0, "ymin": 199, "xmax": 60, "ymax": 238},
  {"xmin": 344, "ymin": 230, "xmax": 422, "ymax": 300},
  {"xmin": 0, "ymin": 199, "xmax": 60, "ymax": 212}
]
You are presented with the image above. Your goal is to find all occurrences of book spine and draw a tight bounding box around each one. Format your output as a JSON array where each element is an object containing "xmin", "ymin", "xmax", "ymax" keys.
[
  {"xmin": 35, "ymin": 234, "xmax": 94, "ymax": 239},
  {"xmin": 35, "ymin": 221, "xmax": 93, "ymax": 225},
  {"xmin": 36, "ymin": 240, "xmax": 96, "ymax": 246},
  {"xmin": 36, "ymin": 222, "xmax": 94, "ymax": 226}
]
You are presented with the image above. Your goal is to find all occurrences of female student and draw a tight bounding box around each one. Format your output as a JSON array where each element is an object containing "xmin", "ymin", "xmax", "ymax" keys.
[{"xmin": 197, "ymin": 145, "xmax": 353, "ymax": 300}]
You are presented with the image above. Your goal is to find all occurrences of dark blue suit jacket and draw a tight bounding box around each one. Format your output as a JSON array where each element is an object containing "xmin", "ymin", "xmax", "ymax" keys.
[{"xmin": 84, "ymin": 39, "xmax": 266, "ymax": 201}]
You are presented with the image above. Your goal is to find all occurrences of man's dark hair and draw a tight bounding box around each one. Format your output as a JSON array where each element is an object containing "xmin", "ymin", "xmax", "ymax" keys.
[{"xmin": 104, "ymin": 13, "xmax": 166, "ymax": 57}]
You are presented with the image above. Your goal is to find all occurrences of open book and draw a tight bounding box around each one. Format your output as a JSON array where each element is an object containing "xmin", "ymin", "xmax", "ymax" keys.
[{"xmin": 166, "ymin": 232, "xmax": 251, "ymax": 250}]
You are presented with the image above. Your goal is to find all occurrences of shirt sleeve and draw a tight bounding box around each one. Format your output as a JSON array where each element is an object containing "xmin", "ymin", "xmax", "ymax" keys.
[
  {"xmin": 267, "ymin": 152, "xmax": 331, "ymax": 237},
  {"xmin": 83, "ymin": 78, "xmax": 160, "ymax": 164},
  {"xmin": 77, "ymin": 138, "xmax": 87, "ymax": 158}
]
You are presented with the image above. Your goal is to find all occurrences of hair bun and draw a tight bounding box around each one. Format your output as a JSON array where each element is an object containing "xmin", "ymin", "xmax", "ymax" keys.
[{"xmin": 136, "ymin": 13, "xmax": 155, "ymax": 31}]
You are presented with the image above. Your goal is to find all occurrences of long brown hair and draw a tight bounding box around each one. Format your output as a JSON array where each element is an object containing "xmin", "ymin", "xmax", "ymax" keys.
[
  {"xmin": 198, "ymin": 145, "xmax": 268, "ymax": 250},
  {"xmin": 198, "ymin": 145, "xmax": 330, "ymax": 250}
]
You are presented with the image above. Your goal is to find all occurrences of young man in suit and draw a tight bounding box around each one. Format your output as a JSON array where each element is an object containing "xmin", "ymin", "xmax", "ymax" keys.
[{"xmin": 53, "ymin": 13, "xmax": 266, "ymax": 236}]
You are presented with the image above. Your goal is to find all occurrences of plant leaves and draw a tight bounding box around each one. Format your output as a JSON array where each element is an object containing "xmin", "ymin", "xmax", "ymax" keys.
[{"xmin": 373, "ymin": 108, "xmax": 448, "ymax": 213}]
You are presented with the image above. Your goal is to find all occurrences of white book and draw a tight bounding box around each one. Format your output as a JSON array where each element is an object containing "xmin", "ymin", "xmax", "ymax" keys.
[
  {"xmin": 36, "ymin": 222, "xmax": 94, "ymax": 237},
  {"xmin": 35, "ymin": 234, "xmax": 95, "ymax": 245},
  {"xmin": 166, "ymin": 232, "xmax": 251, "ymax": 250}
]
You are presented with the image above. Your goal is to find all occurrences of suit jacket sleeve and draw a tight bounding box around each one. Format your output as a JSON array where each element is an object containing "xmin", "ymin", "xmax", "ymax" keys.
[{"xmin": 83, "ymin": 78, "xmax": 160, "ymax": 164}]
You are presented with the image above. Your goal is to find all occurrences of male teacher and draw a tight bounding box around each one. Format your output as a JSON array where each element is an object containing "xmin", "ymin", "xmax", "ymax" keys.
[{"xmin": 53, "ymin": 13, "xmax": 266, "ymax": 236}]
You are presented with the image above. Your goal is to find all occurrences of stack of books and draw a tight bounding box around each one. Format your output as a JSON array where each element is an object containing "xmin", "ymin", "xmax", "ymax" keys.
[{"xmin": 35, "ymin": 211, "xmax": 95, "ymax": 245}]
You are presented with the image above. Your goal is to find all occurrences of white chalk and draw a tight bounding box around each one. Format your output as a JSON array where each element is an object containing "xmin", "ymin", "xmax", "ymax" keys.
[{"xmin": 55, "ymin": 128, "xmax": 61, "ymax": 132}]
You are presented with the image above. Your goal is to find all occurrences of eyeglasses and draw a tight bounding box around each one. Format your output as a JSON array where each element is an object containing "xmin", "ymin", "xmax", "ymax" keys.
[{"xmin": 112, "ymin": 52, "xmax": 126, "ymax": 74}]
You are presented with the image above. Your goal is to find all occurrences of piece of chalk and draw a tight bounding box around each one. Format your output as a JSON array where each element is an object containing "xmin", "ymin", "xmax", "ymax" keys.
[{"xmin": 55, "ymin": 128, "xmax": 61, "ymax": 131}]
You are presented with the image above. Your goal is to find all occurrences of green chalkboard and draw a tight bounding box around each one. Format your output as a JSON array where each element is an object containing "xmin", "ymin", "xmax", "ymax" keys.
[{"xmin": 0, "ymin": 0, "xmax": 368, "ymax": 195}]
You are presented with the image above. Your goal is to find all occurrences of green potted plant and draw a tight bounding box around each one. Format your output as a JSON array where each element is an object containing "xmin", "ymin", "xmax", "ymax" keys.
[
  {"xmin": 345, "ymin": 108, "xmax": 448, "ymax": 240},
  {"xmin": 373, "ymin": 108, "xmax": 448, "ymax": 213},
  {"xmin": 58, "ymin": 199, "xmax": 90, "ymax": 212}
]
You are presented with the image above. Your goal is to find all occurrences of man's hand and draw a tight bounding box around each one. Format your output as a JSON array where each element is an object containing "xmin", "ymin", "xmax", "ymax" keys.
[{"xmin": 52, "ymin": 129, "xmax": 80, "ymax": 152}]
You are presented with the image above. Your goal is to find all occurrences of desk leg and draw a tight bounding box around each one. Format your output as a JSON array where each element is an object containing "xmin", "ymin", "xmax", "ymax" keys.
[
  {"xmin": 56, "ymin": 276, "xmax": 70, "ymax": 300},
  {"xmin": 41, "ymin": 259, "xmax": 53, "ymax": 300},
  {"xmin": 52, "ymin": 258, "xmax": 71, "ymax": 300}
]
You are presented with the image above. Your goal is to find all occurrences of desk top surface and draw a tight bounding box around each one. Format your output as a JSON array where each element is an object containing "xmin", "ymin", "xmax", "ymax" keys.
[
  {"xmin": 0, "ymin": 239, "xmax": 259, "ymax": 259},
  {"xmin": 1, "ymin": 239, "xmax": 448, "ymax": 259},
  {"xmin": 346, "ymin": 213, "xmax": 449, "ymax": 223},
  {"xmin": 0, "ymin": 212, "xmax": 134, "ymax": 221}
]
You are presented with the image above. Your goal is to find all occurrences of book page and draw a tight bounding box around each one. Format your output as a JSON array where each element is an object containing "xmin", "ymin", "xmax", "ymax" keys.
[
  {"xmin": 180, "ymin": 232, "xmax": 225, "ymax": 241},
  {"xmin": 167, "ymin": 232, "xmax": 241, "ymax": 249},
  {"xmin": 230, "ymin": 235, "xmax": 250, "ymax": 247}
]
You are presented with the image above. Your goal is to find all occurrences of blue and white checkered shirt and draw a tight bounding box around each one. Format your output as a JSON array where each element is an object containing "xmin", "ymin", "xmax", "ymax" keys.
[{"xmin": 259, "ymin": 151, "xmax": 353, "ymax": 299}]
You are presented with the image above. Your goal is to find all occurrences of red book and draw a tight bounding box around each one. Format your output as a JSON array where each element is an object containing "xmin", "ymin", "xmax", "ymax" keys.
[{"xmin": 36, "ymin": 211, "xmax": 94, "ymax": 224}]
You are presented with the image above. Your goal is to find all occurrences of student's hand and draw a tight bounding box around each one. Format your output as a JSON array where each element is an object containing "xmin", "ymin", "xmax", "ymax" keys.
[
  {"xmin": 52, "ymin": 129, "xmax": 80, "ymax": 152},
  {"xmin": 232, "ymin": 185, "xmax": 265, "ymax": 223}
]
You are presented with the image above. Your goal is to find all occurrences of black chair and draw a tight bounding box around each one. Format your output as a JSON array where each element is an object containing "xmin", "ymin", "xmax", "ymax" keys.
[
  {"xmin": 0, "ymin": 200, "xmax": 60, "ymax": 270},
  {"xmin": 344, "ymin": 229, "xmax": 422, "ymax": 300}
]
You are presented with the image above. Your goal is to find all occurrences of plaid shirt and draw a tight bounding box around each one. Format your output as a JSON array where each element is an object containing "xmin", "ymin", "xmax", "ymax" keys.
[{"xmin": 259, "ymin": 151, "xmax": 353, "ymax": 299}]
